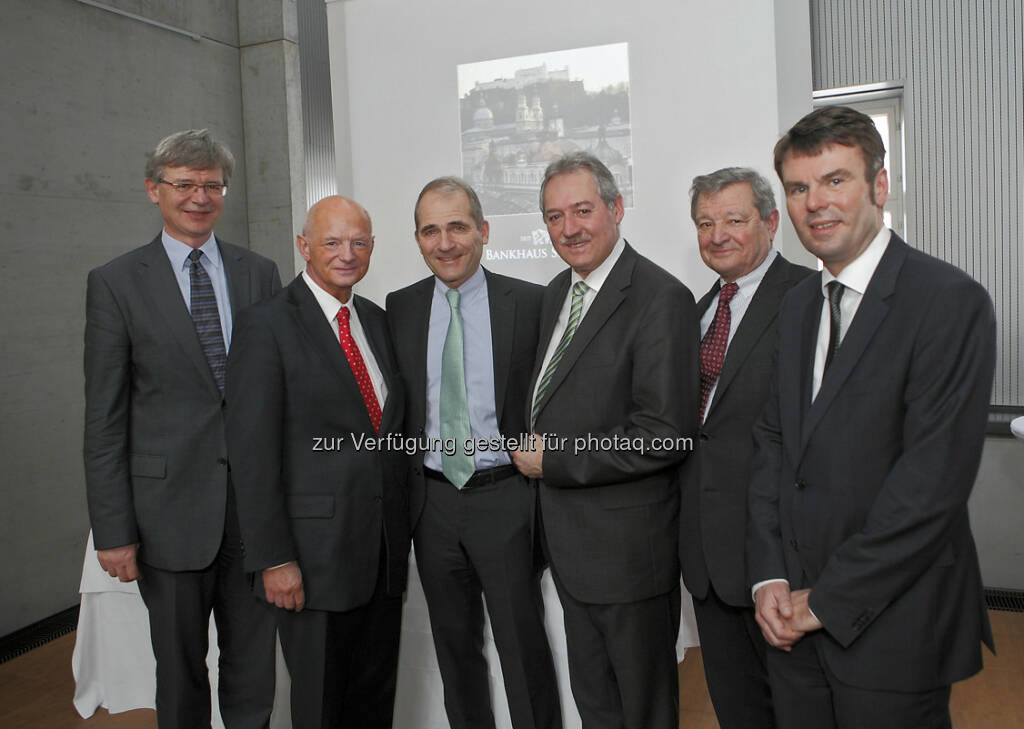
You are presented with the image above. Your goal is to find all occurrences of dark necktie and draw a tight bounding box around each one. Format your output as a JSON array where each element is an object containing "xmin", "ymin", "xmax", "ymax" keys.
[
  {"xmin": 699, "ymin": 281, "xmax": 739, "ymax": 421},
  {"xmin": 824, "ymin": 281, "xmax": 846, "ymax": 372},
  {"xmin": 337, "ymin": 307, "xmax": 382, "ymax": 433},
  {"xmin": 187, "ymin": 249, "xmax": 227, "ymax": 392}
]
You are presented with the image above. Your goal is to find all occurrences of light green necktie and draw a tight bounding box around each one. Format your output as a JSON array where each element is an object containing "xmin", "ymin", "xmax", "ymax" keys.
[
  {"xmin": 440, "ymin": 289, "xmax": 475, "ymax": 487},
  {"xmin": 531, "ymin": 281, "xmax": 588, "ymax": 427}
]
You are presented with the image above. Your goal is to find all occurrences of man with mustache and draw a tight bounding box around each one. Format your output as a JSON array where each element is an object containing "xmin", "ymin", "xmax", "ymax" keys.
[{"xmin": 512, "ymin": 152, "xmax": 699, "ymax": 729}]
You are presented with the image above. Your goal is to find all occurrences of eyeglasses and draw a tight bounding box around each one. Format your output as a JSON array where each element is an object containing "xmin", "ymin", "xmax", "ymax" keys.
[{"xmin": 158, "ymin": 178, "xmax": 228, "ymax": 197}]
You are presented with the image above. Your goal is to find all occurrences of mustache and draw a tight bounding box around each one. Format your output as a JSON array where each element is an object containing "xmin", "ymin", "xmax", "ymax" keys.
[{"xmin": 557, "ymin": 233, "xmax": 590, "ymax": 246}]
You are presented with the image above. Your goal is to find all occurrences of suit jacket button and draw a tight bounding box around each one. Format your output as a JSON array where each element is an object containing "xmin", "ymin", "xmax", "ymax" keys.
[
  {"xmin": 789, "ymin": 539, "xmax": 799, "ymax": 551},
  {"xmin": 795, "ymin": 479, "xmax": 806, "ymax": 490},
  {"xmin": 698, "ymin": 431, "xmax": 710, "ymax": 441},
  {"xmin": 218, "ymin": 457, "xmax": 228, "ymax": 466}
]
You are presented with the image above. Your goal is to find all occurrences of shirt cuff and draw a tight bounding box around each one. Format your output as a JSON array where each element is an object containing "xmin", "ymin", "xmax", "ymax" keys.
[{"xmin": 751, "ymin": 578, "xmax": 789, "ymax": 603}]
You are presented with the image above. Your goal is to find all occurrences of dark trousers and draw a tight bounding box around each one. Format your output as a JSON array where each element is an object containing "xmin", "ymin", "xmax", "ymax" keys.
[
  {"xmin": 767, "ymin": 632, "xmax": 952, "ymax": 729},
  {"xmin": 277, "ymin": 550, "xmax": 403, "ymax": 729},
  {"xmin": 552, "ymin": 570, "xmax": 680, "ymax": 729},
  {"xmin": 691, "ymin": 585, "xmax": 774, "ymax": 729},
  {"xmin": 137, "ymin": 483, "xmax": 276, "ymax": 729},
  {"xmin": 415, "ymin": 471, "xmax": 562, "ymax": 729}
]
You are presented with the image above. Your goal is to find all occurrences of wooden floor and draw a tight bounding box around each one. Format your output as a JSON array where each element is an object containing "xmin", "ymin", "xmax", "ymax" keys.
[{"xmin": 1, "ymin": 610, "xmax": 1021, "ymax": 729}]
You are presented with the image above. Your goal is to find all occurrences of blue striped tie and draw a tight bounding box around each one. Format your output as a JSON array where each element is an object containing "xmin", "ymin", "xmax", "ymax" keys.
[
  {"xmin": 531, "ymin": 281, "xmax": 588, "ymax": 427},
  {"xmin": 188, "ymin": 249, "xmax": 227, "ymax": 391}
]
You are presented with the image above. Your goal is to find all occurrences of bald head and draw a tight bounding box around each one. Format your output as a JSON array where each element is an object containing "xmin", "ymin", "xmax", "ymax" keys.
[
  {"xmin": 303, "ymin": 195, "xmax": 372, "ymax": 238},
  {"xmin": 297, "ymin": 195, "xmax": 375, "ymax": 303}
]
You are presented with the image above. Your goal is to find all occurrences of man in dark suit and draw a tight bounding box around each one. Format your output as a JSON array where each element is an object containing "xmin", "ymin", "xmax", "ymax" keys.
[
  {"xmin": 747, "ymin": 105, "xmax": 996, "ymax": 729},
  {"xmin": 225, "ymin": 195, "xmax": 409, "ymax": 729},
  {"xmin": 512, "ymin": 152, "xmax": 699, "ymax": 729},
  {"xmin": 680, "ymin": 167, "xmax": 813, "ymax": 729},
  {"xmin": 386, "ymin": 177, "xmax": 561, "ymax": 729},
  {"xmin": 84, "ymin": 129, "xmax": 280, "ymax": 729}
]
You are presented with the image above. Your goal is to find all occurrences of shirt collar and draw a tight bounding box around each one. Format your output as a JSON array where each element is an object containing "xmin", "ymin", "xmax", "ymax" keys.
[
  {"xmin": 821, "ymin": 226, "xmax": 891, "ymax": 297},
  {"xmin": 302, "ymin": 270, "xmax": 354, "ymax": 323},
  {"xmin": 433, "ymin": 263, "xmax": 486, "ymax": 302},
  {"xmin": 571, "ymin": 236, "xmax": 625, "ymax": 293},
  {"xmin": 721, "ymin": 247, "xmax": 778, "ymax": 299},
  {"xmin": 161, "ymin": 229, "xmax": 220, "ymax": 272}
]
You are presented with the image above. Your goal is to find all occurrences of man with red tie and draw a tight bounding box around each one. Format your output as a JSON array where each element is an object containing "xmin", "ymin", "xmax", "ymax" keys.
[{"xmin": 225, "ymin": 196, "xmax": 410, "ymax": 729}]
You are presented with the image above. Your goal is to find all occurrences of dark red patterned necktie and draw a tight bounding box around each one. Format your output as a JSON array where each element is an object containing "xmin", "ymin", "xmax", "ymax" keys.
[
  {"xmin": 337, "ymin": 307, "xmax": 382, "ymax": 433},
  {"xmin": 699, "ymin": 282, "xmax": 739, "ymax": 421}
]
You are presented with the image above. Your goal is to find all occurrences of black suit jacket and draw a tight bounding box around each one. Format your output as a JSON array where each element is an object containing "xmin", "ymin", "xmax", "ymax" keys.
[
  {"xmin": 225, "ymin": 275, "xmax": 409, "ymax": 612},
  {"xmin": 386, "ymin": 268, "xmax": 543, "ymax": 526},
  {"xmin": 530, "ymin": 242, "xmax": 699, "ymax": 604},
  {"xmin": 84, "ymin": 235, "xmax": 281, "ymax": 570},
  {"xmin": 747, "ymin": 234, "xmax": 996, "ymax": 691},
  {"xmin": 680, "ymin": 254, "xmax": 813, "ymax": 607}
]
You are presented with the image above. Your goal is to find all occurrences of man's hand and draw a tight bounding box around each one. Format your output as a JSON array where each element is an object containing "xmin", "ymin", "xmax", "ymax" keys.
[
  {"xmin": 97, "ymin": 544, "xmax": 140, "ymax": 582},
  {"xmin": 754, "ymin": 581, "xmax": 804, "ymax": 650},
  {"xmin": 510, "ymin": 434, "xmax": 544, "ymax": 479},
  {"xmin": 785, "ymin": 588, "xmax": 823, "ymax": 633},
  {"xmin": 263, "ymin": 562, "xmax": 305, "ymax": 611}
]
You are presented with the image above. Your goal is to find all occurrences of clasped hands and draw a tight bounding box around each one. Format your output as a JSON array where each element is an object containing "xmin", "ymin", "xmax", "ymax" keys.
[{"xmin": 754, "ymin": 583, "xmax": 823, "ymax": 651}]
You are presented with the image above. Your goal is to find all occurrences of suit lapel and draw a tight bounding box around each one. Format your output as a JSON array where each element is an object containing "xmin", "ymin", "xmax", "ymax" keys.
[
  {"xmin": 777, "ymin": 278, "xmax": 821, "ymax": 467},
  {"xmin": 404, "ymin": 278, "xmax": 434, "ymax": 428},
  {"xmin": 139, "ymin": 237, "xmax": 221, "ymax": 398},
  {"xmin": 798, "ymin": 239, "xmax": 905, "ymax": 456},
  {"xmin": 527, "ymin": 271, "xmax": 571, "ymax": 424},
  {"xmin": 289, "ymin": 275, "xmax": 358, "ymax": 387},
  {"xmin": 485, "ymin": 270, "xmax": 515, "ymax": 425},
  {"xmin": 218, "ymin": 240, "xmax": 251, "ymax": 315},
  {"xmin": 532, "ymin": 246, "xmax": 632, "ymax": 420},
  {"xmin": 709, "ymin": 257, "xmax": 788, "ymax": 414}
]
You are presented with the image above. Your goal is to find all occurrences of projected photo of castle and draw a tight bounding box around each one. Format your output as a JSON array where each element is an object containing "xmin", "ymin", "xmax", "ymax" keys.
[{"xmin": 458, "ymin": 42, "xmax": 633, "ymax": 217}]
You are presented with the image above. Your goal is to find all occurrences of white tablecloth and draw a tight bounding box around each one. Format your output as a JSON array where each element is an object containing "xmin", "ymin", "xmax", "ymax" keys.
[
  {"xmin": 1011, "ymin": 416, "xmax": 1024, "ymax": 441},
  {"xmin": 73, "ymin": 533, "xmax": 699, "ymax": 728}
]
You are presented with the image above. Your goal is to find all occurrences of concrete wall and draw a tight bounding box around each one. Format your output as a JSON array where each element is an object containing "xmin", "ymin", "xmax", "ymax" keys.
[{"xmin": 0, "ymin": 0, "xmax": 301, "ymax": 637}]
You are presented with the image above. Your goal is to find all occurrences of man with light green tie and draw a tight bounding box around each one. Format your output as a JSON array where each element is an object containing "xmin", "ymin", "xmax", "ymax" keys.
[{"xmin": 386, "ymin": 177, "xmax": 562, "ymax": 729}]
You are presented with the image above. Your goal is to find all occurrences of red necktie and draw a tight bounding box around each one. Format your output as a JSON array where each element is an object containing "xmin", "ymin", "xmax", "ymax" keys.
[
  {"xmin": 337, "ymin": 307, "xmax": 382, "ymax": 433},
  {"xmin": 699, "ymin": 282, "xmax": 739, "ymax": 421}
]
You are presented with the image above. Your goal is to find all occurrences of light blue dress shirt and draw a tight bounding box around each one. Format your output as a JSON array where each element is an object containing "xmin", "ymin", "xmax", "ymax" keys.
[
  {"xmin": 160, "ymin": 231, "xmax": 233, "ymax": 350},
  {"xmin": 424, "ymin": 266, "xmax": 510, "ymax": 471}
]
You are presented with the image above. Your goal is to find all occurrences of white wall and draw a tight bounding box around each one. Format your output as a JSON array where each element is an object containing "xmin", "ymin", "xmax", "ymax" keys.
[{"xmin": 327, "ymin": 0, "xmax": 811, "ymax": 304}]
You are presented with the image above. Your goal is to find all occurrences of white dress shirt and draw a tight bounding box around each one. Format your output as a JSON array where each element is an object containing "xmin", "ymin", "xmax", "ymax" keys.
[
  {"xmin": 811, "ymin": 226, "xmax": 891, "ymax": 400},
  {"xmin": 532, "ymin": 237, "xmax": 626, "ymax": 409},
  {"xmin": 301, "ymin": 271, "xmax": 387, "ymax": 406},
  {"xmin": 699, "ymin": 248, "xmax": 778, "ymax": 423}
]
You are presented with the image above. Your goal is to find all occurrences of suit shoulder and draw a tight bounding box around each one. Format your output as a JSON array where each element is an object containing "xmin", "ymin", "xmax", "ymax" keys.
[
  {"xmin": 485, "ymin": 269, "xmax": 544, "ymax": 300},
  {"xmin": 354, "ymin": 293, "xmax": 386, "ymax": 319},
  {"xmin": 219, "ymin": 240, "xmax": 279, "ymax": 272},
  {"xmin": 630, "ymin": 250, "xmax": 692, "ymax": 298},
  {"xmin": 386, "ymin": 276, "xmax": 433, "ymax": 310},
  {"xmin": 89, "ymin": 239, "xmax": 159, "ymax": 280}
]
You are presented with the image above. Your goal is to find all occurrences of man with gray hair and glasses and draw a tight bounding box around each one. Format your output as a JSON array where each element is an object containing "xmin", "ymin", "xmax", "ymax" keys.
[
  {"xmin": 84, "ymin": 129, "xmax": 280, "ymax": 729},
  {"xmin": 679, "ymin": 167, "xmax": 812, "ymax": 729}
]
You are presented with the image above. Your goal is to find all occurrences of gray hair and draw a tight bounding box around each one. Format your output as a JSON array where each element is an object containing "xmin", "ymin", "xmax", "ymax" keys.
[
  {"xmin": 144, "ymin": 129, "xmax": 235, "ymax": 184},
  {"xmin": 539, "ymin": 152, "xmax": 620, "ymax": 213},
  {"xmin": 689, "ymin": 167, "xmax": 776, "ymax": 221},
  {"xmin": 414, "ymin": 176, "xmax": 485, "ymax": 230}
]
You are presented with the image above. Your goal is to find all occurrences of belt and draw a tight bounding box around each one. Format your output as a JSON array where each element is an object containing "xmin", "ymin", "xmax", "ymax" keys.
[{"xmin": 423, "ymin": 464, "xmax": 519, "ymax": 489}]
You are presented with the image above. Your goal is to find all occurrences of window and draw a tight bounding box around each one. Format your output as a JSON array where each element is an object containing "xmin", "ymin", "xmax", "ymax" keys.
[{"xmin": 813, "ymin": 83, "xmax": 905, "ymax": 238}]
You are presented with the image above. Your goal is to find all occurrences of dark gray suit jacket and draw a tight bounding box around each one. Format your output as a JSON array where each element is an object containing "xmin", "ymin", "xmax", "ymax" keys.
[
  {"xmin": 385, "ymin": 268, "xmax": 543, "ymax": 528},
  {"xmin": 225, "ymin": 276, "xmax": 409, "ymax": 612},
  {"xmin": 84, "ymin": 235, "xmax": 281, "ymax": 571},
  {"xmin": 530, "ymin": 242, "xmax": 699, "ymax": 604},
  {"xmin": 747, "ymin": 234, "xmax": 996, "ymax": 691},
  {"xmin": 680, "ymin": 254, "xmax": 813, "ymax": 607}
]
